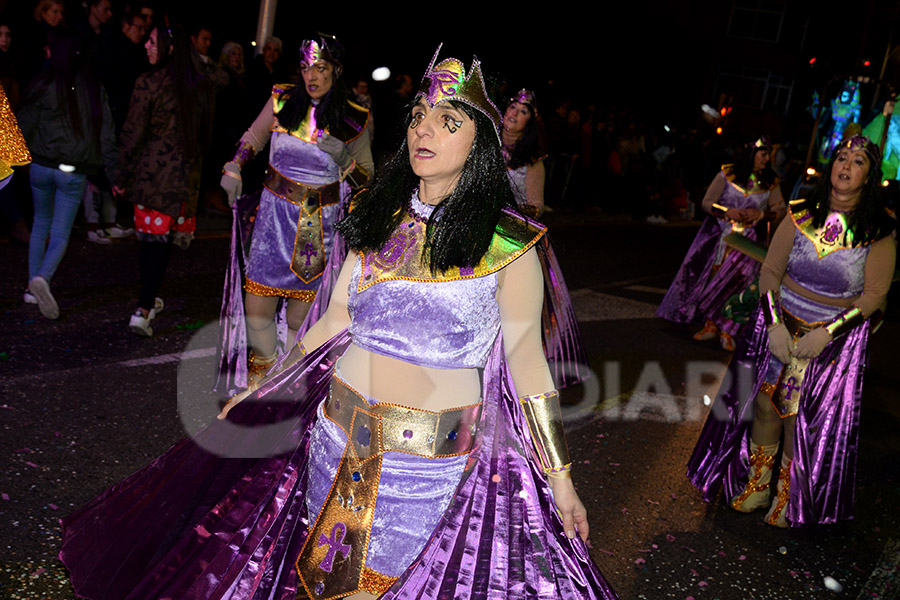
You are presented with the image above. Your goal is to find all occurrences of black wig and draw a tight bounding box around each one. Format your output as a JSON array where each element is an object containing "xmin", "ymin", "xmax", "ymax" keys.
[
  {"xmin": 276, "ymin": 36, "xmax": 349, "ymax": 133},
  {"xmin": 732, "ymin": 143, "xmax": 776, "ymax": 189},
  {"xmin": 337, "ymin": 101, "xmax": 519, "ymax": 273},
  {"xmin": 806, "ymin": 152, "xmax": 895, "ymax": 246}
]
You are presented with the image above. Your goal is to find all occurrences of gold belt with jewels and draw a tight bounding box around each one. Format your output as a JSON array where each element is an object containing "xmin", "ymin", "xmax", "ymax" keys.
[
  {"xmin": 761, "ymin": 308, "xmax": 826, "ymax": 419},
  {"xmin": 263, "ymin": 165, "xmax": 339, "ymax": 284},
  {"xmin": 263, "ymin": 166, "xmax": 340, "ymax": 207},
  {"xmin": 296, "ymin": 374, "xmax": 481, "ymax": 600}
]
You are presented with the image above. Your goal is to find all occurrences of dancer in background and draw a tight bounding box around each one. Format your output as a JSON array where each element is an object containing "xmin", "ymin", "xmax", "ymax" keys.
[
  {"xmin": 658, "ymin": 138, "xmax": 785, "ymax": 350},
  {"xmin": 501, "ymin": 88, "xmax": 589, "ymax": 388},
  {"xmin": 688, "ymin": 136, "xmax": 896, "ymax": 527},
  {"xmin": 217, "ymin": 33, "xmax": 372, "ymax": 393}
]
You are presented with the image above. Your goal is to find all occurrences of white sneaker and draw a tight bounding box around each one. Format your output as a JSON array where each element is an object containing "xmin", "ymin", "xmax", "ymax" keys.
[
  {"xmin": 105, "ymin": 225, "xmax": 134, "ymax": 238},
  {"xmin": 87, "ymin": 230, "xmax": 111, "ymax": 245},
  {"xmin": 148, "ymin": 297, "xmax": 164, "ymax": 319},
  {"xmin": 129, "ymin": 310, "xmax": 153, "ymax": 336},
  {"xmin": 23, "ymin": 290, "xmax": 37, "ymax": 304},
  {"xmin": 28, "ymin": 276, "xmax": 59, "ymax": 319}
]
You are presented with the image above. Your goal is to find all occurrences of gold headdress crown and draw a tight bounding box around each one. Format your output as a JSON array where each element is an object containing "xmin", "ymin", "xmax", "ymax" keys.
[{"xmin": 416, "ymin": 44, "xmax": 502, "ymax": 140}]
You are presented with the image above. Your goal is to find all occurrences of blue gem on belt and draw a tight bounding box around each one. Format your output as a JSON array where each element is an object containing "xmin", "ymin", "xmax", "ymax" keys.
[
  {"xmin": 447, "ymin": 430, "xmax": 457, "ymax": 440},
  {"xmin": 356, "ymin": 425, "xmax": 371, "ymax": 447}
]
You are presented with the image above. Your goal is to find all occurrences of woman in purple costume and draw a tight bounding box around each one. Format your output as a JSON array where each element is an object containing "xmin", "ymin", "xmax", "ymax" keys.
[
  {"xmin": 218, "ymin": 34, "xmax": 373, "ymax": 392},
  {"xmin": 501, "ymin": 88, "xmax": 589, "ymax": 388},
  {"xmin": 657, "ymin": 139, "xmax": 785, "ymax": 350},
  {"xmin": 60, "ymin": 48, "xmax": 618, "ymax": 599},
  {"xmin": 687, "ymin": 136, "xmax": 896, "ymax": 527}
]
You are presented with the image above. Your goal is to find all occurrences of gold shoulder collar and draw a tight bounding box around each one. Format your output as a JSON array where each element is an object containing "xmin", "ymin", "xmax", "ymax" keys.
[
  {"xmin": 790, "ymin": 200, "xmax": 857, "ymax": 258},
  {"xmin": 271, "ymin": 92, "xmax": 369, "ymax": 144},
  {"xmin": 357, "ymin": 208, "xmax": 546, "ymax": 291},
  {"xmin": 722, "ymin": 164, "xmax": 774, "ymax": 195},
  {"xmin": 329, "ymin": 100, "xmax": 370, "ymax": 143}
]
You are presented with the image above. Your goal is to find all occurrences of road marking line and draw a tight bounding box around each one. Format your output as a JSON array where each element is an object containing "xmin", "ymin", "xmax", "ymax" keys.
[{"xmin": 119, "ymin": 347, "xmax": 217, "ymax": 367}]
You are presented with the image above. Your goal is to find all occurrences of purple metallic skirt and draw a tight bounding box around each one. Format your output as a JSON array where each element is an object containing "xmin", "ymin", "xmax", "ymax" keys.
[
  {"xmin": 537, "ymin": 234, "xmax": 591, "ymax": 389},
  {"xmin": 658, "ymin": 217, "xmax": 762, "ymax": 333},
  {"xmin": 61, "ymin": 332, "xmax": 618, "ymax": 599},
  {"xmin": 686, "ymin": 293, "xmax": 869, "ymax": 525}
]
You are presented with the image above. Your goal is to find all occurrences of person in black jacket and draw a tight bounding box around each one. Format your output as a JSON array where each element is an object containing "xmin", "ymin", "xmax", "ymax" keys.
[{"xmin": 17, "ymin": 29, "xmax": 117, "ymax": 319}]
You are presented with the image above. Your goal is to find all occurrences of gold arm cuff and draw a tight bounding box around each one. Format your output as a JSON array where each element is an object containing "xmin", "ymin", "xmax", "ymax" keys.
[
  {"xmin": 519, "ymin": 390, "xmax": 571, "ymax": 474},
  {"xmin": 762, "ymin": 290, "xmax": 782, "ymax": 328},
  {"xmin": 231, "ymin": 141, "xmax": 255, "ymax": 168},
  {"xmin": 824, "ymin": 305, "xmax": 865, "ymax": 339},
  {"xmin": 343, "ymin": 159, "xmax": 370, "ymax": 189}
]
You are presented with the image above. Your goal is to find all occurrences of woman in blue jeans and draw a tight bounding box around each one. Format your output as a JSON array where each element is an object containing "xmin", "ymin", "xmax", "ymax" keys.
[{"xmin": 17, "ymin": 29, "xmax": 117, "ymax": 319}]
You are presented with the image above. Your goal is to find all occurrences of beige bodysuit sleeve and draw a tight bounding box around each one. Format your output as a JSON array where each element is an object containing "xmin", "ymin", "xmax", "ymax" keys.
[
  {"xmin": 856, "ymin": 235, "xmax": 897, "ymax": 317},
  {"xmin": 759, "ymin": 216, "xmax": 794, "ymax": 294},
  {"xmin": 237, "ymin": 99, "xmax": 276, "ymax": 158},
  {"xmin": 497, "ymin": 246, "xmax": 555, "ymax": 396},
  {"xmin": 701, "ymin": 172, "xmax": 727, "ymax": 215},
  {"xmin": 345, "ymin": 118, "xmax": 374, "ymax": 187}
]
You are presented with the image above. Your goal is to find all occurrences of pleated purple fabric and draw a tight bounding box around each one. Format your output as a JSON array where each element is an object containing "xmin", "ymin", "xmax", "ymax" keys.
[
  {"xmin": 61, "ymin": 330, "xmax": 618, "ymax": 599},
  {"xmin": 686, "ymin": 306, "xmax": 869, "ymax": 525},
  {"xmin": 536, "ymin": 235, "xmax": 591, "ymax": 389},
  {"xmin": 656, "ymin": 215, "xmax": 763, "ymax": 328}
]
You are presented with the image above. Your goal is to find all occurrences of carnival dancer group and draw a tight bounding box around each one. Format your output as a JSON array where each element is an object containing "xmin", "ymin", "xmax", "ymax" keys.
[{"xmin": 48, "ymin": 27, "xmax": 896, "ymax": 600}]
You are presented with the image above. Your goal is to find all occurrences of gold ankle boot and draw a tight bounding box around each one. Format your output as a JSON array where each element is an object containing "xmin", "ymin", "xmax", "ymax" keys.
[
  {"xmin": 730, "ymin": 441, "xmax": 777, "ymax": 512},
  {"xmin": 247, "ymin": 351, "xmax": 277, "ymax": 389},
  {"xmin": 765, "ymin": 456, "xmax": 791, "ymax": 528}
]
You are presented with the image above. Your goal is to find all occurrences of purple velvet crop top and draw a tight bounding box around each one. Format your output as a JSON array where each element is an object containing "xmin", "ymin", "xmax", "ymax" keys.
[{"xmin": 346, "ymin": 193, "xmax": 545, "ymax": 370}]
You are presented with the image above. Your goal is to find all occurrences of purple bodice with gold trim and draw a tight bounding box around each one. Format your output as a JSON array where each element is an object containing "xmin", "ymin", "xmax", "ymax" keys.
[
  {"xmin": 347, "ymin": 196, "xmax": 501, "ymax": 369},
  {"xmin": 269, "ymin": 130, "xmax": 339, "ymax": 186},
  {"xmin": 785, "ymin": 213, "xmax": 869, "ymax": 299}
]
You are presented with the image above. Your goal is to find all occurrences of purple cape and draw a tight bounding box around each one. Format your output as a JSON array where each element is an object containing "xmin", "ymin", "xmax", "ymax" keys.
[
  {"xmin": 61, "ymin": 331, "xmax": 618, "ymax": 599},
  {"xmin": 686, "ymin": 306, "xmax": 869, "ymax": 525}
]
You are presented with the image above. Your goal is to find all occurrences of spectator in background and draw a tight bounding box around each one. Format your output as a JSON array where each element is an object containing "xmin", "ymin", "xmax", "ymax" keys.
[
  {"xmin": 21, "ymin": 0, "xmax": 65, "ymax": 84},
  {"xmin": 136, "ymin": 2, "xmax": 153, "ymax": 31},
  {"xmin": 115, "ymin": 27, "xmax": 214, "ymax": 336},
  {"xmin": 84, "ymin": 0, "xmax": 112, "ymax": 36},
  {"xmin": 18, "ymin": 29, "xmax": 118, "ymax": 319},
  {"xmin": 351, "ymin": 76, "xmax": 371, "ymax": 108},
  {"xmin": 189, "ymin": 24, "xmax": 211, "ymax": 58},
  {"xmin": 246, "ymin": 35, "xmax": 284, "ymax": 108},
  {"xmin": 207, "ymin": 40, "xmax": 251, "ymax": 213},
  {"xmin": 0, "ymin": 21, "xmax": 20, "ymax": 108}
]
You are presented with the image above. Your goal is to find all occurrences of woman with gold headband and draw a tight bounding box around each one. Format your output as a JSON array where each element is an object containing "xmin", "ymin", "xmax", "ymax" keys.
[
  {"xmin": 217, "ymin": 33, "xmax": 373, "ymax": 393},
  {"xmin": 501, "ymin": 87, "xmax": 589, "ymax": 389},
  {"xmin": 658, "ymin": 138, "xmax": 786, "ymax": 350},
  {"xmin": 59, "ymin": 47, "xmax": 617, "ymax": 599},
  {"xmin": 687, "ymin": 136, "xmax": 896, "ymax": 527}
]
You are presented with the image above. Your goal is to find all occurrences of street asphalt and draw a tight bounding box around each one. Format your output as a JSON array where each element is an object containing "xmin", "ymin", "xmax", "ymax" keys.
[{"xmin": 1, "ymin": 210, "xmax": 898, "ymax": 599}]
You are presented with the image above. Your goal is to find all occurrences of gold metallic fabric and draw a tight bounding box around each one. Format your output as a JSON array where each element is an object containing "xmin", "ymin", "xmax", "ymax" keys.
[
  {"xmin": 296, "ymin": 375, "xmax": 480, "ymax": 600},
  {"xmin": 519, "ymin": 390, "xmax": 571, "ymax": 474},
  {"xmin": 357, "ymin": 210, "xmax": 545, "ymax": 292},
  {"xmin": 416, "ymin": 46, "xmax": 503, "ymax": 131},
  {"xmin": 791, "ymin": 202, "xmax": 859, "ymax": 259},
  {"xmin": 262, "ymin": 166, "xmax": 339, "ymax": 284},
  {"xmin": 721, "ymin": 164, "xmax": 775, "ymax": 195},
  {"xmin": 769, "ymin": 309, "xmax": 825, "ymax": 418},
  {"xmin": 825, "ymin": 305, "xmax": 865, "ymax": 339},
  {"xmin": 243, "ymin": 278, "xmax": 316, "ymax": 302},
  {"xmin": 0, "ymin": 84, "xmax": 31, "ymax": 180}
]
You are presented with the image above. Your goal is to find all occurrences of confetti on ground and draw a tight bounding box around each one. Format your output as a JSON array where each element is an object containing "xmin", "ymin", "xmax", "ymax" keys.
[
  {"xmin": 24, "ymin": 461, "xmax": 40, "ymax": 468},
  {"xmin": 48, "ymin": 504, "xmax": 58, "ymax": 510},
  {"xmin": 666, "ymin": 534, "xmax": 677, "ymax": 542},
  {"xmin": 1, "ymin": 493, "xmax": 9, "ymax": 500},
  {"xmin": 823, "ymin": 576, "xmax": 843, "ymax": 592}
]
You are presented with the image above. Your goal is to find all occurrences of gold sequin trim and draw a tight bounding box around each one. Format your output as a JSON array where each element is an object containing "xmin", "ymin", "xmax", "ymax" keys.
[
  {"xmin": 766, "ymin": 462, "xmax": 792, "ymax": 526},
  {"xmin": 244, "ymin": 278, "xmax": 316, "ymax": 302},
  {"xmin": 359, "ymin": 566, "xmax": 399, "ymax": 596},
  {"xmin": 759, "ymin": 382, "xmax": 777, "ymax": 397}
]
